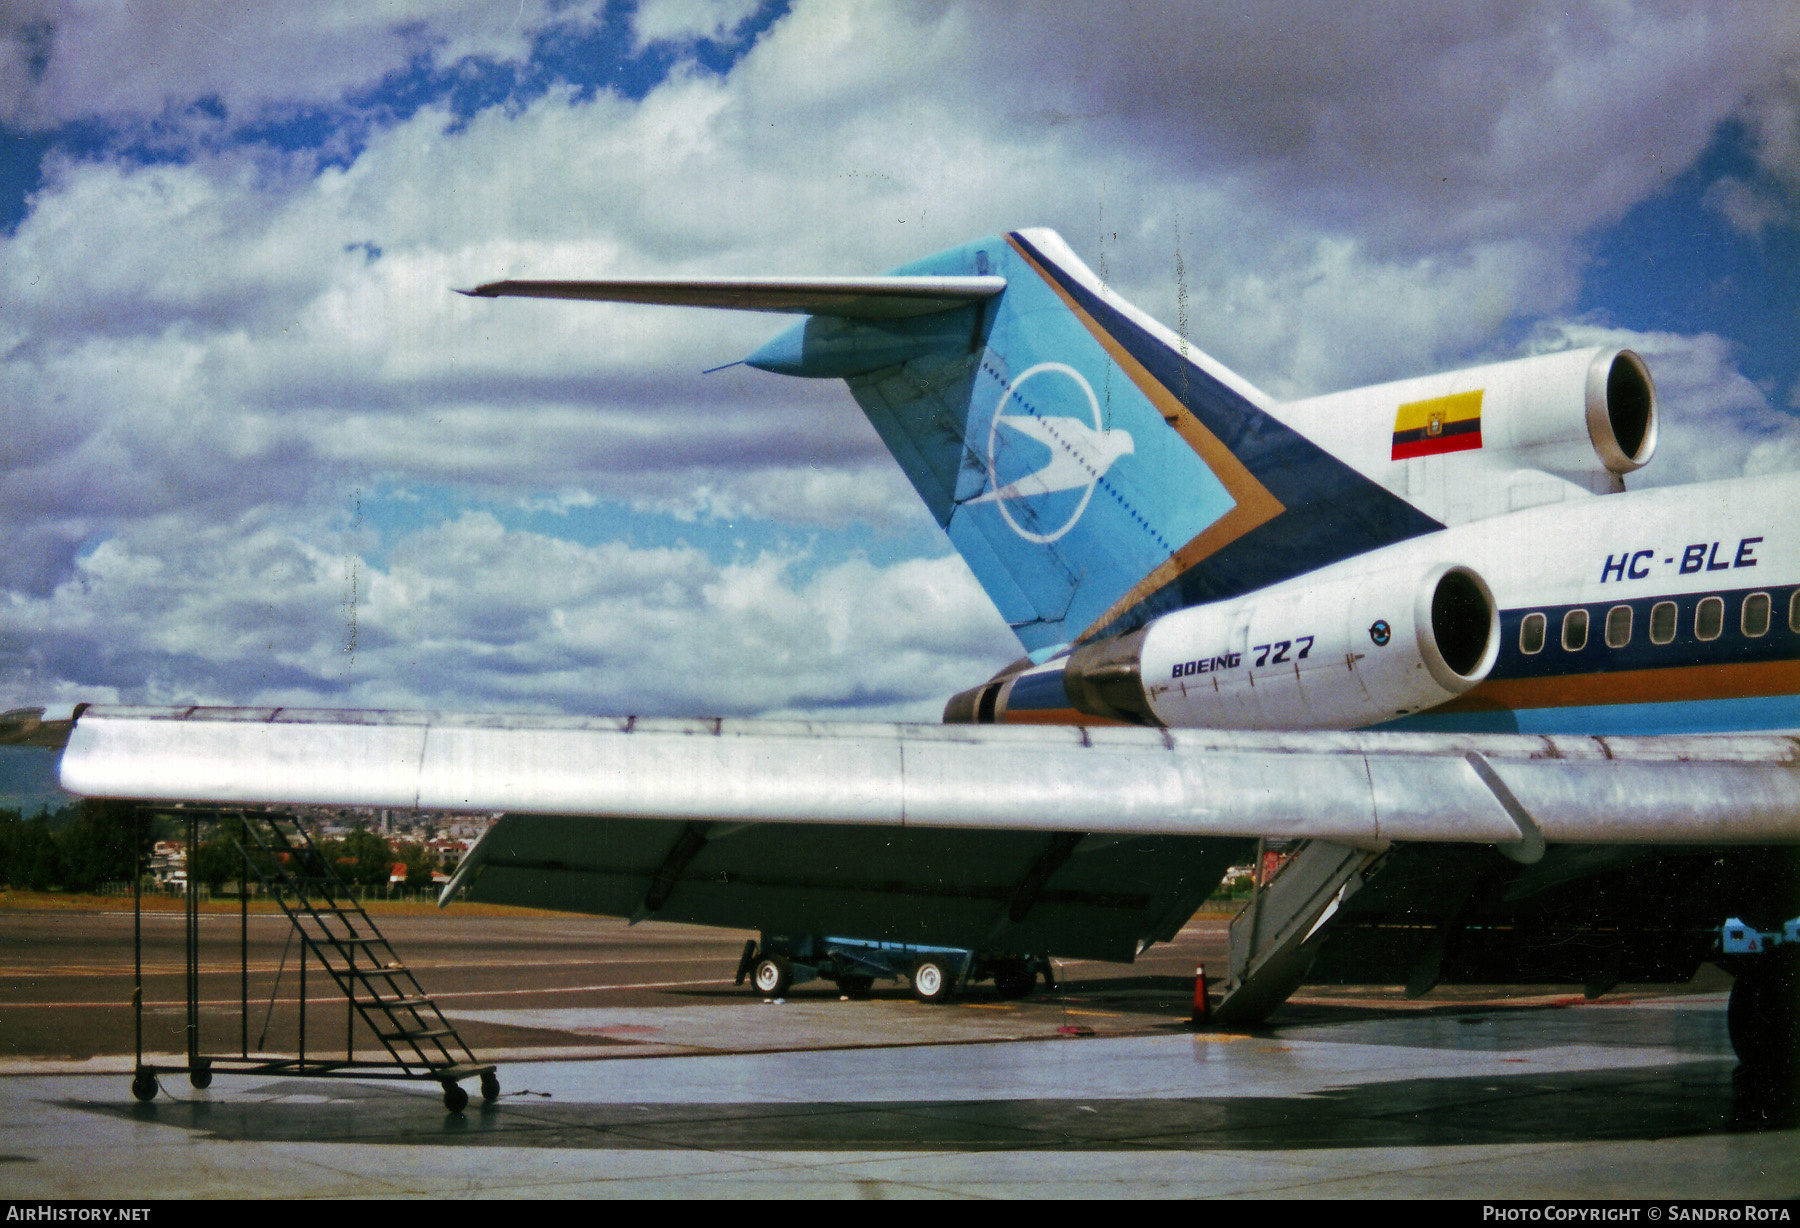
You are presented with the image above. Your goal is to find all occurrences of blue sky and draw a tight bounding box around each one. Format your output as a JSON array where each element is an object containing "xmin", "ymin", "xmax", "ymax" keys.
[
  {"xmin": 2, "ymin": 1, "xmax": 1799, "ymax": 811},
  {"xmin": 1581, "ymin": 123, "xmax": 1800, "ymax": 405}
]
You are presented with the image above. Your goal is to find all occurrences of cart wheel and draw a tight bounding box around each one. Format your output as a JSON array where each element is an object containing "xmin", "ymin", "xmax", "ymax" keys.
[
  {"xmin": 480, "ymin": 1071, "xmax": 501, "ymax": 1103},
  {"xmin": 443, "ymin": 1081, "xmax": 469, "ymax": 1113},
  {"xmin": 913, "ymin": 957, "xmax": 953, "ymax": 1004},
  {"xmin": 752, "ymin": 955, "xmax": 793, "ymax": 997},
  {"xmin": 130, "ymin": 1071, "xmax": 159, "ymax": 1103},
  {"xmin": 836, "ymin": 974, "xmax": 875, "ymax": 999},
  {"xmin": 189, "ymin": 1061, "xmax": 213, "ymax": 1090}
]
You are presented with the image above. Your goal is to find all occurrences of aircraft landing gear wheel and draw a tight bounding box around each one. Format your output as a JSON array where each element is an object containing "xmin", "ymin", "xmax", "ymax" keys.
[
  {"xmin": 993, "ymin": 961, "xmax": 1036, "ymax": 1000},
  {"xmin": 836, "ymin": 974, "xmax": 874, "ymax": 999},
  {"xmin": 443, "ymin": 1081, "xmax": 469, "ymax": 1113},
  {"xmin": 188, "ymin": 1061, "xmax": 212, "ymax": 1090},
  {"xmin": 753, "ymin": 955, "xmax": 793, "ymax": 997},
  {"xmin": 1729, "ymin": 951, "xmax": 1800, "ymax": 1076},
  {"xmin": 130, "ymin": 1071, "xmax": 159, "ymax": 1103},
  {"xmin": 480, "ymin": 1071, "xmax": 501, "ymax": 1103},
  {"xmin": 912, "ymin": 957, "xmax": 953, "ymax": 1004}
]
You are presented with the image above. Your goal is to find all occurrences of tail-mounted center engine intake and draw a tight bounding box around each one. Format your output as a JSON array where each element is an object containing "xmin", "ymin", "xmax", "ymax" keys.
[
  {"xmin": 1477, "ymin": 345, "xmax": 1658, "ymax": 476},
  {"xmin": 949, "ymin": 553, "xmax": 1500, "ymax": 730}
]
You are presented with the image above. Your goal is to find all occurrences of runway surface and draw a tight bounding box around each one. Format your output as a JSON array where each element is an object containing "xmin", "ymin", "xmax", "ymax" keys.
[{"xmin": 0, "ymin": 904, "xmax": 1794, "ymax": 1198}]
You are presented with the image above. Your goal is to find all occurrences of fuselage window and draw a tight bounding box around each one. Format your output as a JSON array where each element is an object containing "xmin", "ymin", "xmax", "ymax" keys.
[
  {"xmin": 1519, "ymin": 612, "xmax": 1546, "ymax": 654},
  {"xmin": 1649, "ymin": 600, "xmax": 1677, "ymax": 645},
  {"xmin": 1743, "ymin": 592, "xmax": 1771, "ymax": 638},
  {"xmin": 1695, "ymin": 595, "xmax": 1724, "ymax": 642},
  {"xmin": 1561, "ymin": 608, "xmax": 1588, "ymax": 652},
  {"xmin": 1790, "ymin": 589, "xmax": 1800, "ymax": 633},
  {"xmin": 1604, "ymin": 604, "xmax": 1632, "ymax": 648}
]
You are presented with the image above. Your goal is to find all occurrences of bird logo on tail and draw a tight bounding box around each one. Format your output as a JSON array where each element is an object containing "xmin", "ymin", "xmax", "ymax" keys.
[{"xmin": 973, "ymin": 362, "xmax": 1136, "ymax": 544}]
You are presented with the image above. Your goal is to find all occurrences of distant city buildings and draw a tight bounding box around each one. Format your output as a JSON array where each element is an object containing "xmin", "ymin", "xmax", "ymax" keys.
[{"xmin": 284, "ymin": 804, "xmax": 497, "ymax": 864}]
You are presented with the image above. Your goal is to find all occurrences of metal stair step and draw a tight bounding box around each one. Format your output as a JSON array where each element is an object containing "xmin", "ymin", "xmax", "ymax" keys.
[
  {"xmin": 379, "ymin": 1027, "xmax": 456, "ymax": 1042},
  {"xmin": 364, "ymin": 996, "xmax": 431, "ymax": 1010}
]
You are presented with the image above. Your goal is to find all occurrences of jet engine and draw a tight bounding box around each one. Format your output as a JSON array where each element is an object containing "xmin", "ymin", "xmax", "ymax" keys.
[
  {"xmin": 1464, "ymin": 346, "xmax": 1657, "ymax": 475},
  {"xmin": 1282, "ymin": 346, "xmax": 1658, "ymax": 480},
  {"xmin": 950, "ymin": 554, "xmax": 1500, "ymax": 730}
]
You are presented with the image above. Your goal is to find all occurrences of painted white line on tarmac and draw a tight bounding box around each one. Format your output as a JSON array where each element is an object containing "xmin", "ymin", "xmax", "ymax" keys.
[{"xmin": 1, "ymin": 977, "xmax": 738, "ymax": 1010}]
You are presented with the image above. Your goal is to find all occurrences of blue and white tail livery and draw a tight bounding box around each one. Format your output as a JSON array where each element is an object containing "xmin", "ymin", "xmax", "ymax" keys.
[
  {"xmin": 748, "ymin": 230, "xmax": 1438, "ymax": 656},
  {"xmin": 466, "ymin": 229, "xmax": 1800, "ymax": 738}
]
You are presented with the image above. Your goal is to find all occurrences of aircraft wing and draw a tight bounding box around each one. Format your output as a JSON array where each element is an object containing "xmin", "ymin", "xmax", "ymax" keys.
[
  {"xmin": 456, "ymin": 275, "xmax": 1006, "ymax": 319},
  {"xmin": 38, "ymin": 704, "xmax": 1800, "ymax": 963},
  {"xmin": 54, "ymin": 705, "xmax": 1800, "ymax": 848}
]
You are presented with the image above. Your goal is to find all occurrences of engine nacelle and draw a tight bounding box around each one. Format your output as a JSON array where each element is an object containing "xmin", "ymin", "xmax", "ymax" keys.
[
  {"xmin": 1480, "ymin": 346, "xmax": 1657, "ymax": 475},
  {"xmin": 1282, "ymin": 346, "xmax": 1658, "ymax": 481},
  {"xmin": 1125, "ymin": 558, "xmax": 1497, "ymax": 727},
  {"xmin": 950, "ymin": 553, "xmax": 1500, "ymax": 730}
]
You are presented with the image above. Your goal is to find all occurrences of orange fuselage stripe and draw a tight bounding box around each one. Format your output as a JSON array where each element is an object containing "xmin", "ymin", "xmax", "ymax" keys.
[{"xmin": 1435, "ymin": 659, "xmax": 1800, "ymax": 713}]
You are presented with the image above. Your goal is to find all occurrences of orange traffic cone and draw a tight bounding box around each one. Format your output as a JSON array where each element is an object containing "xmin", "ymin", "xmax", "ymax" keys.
[{"xmin": 1191, "ymin": 964, "xmax": 1211, "ymax": 1025}]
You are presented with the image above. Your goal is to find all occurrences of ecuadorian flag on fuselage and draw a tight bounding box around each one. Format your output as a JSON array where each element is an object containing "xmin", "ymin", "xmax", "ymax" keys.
[
  {"xmin": 1391, "ymin": 390, "xmax": 1483, "ymax": 461},
  {"xmin": 750, "ymin": 230, "xmax": 1441, "ymax": 656}
]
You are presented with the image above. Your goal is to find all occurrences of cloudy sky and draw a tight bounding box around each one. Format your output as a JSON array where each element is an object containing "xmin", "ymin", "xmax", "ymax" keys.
[{"xmin": 2, "ymin": 0, "xmax": 1799, "ymax": 790}]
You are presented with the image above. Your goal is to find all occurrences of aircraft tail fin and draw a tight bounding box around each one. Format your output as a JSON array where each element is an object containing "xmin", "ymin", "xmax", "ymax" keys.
[{"xmin": 745, "ymin": 230, "xmax": 1440, "ymax": 654}]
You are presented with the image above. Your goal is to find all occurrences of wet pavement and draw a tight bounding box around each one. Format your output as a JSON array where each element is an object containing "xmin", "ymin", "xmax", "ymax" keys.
[
  {"xmin": 0, "ymin": 906, "xmax": 1793, "ymax": 1198},
  {"xmin": 2, "ymin": 991, "xmax": 1795, "ymax": 1198}
]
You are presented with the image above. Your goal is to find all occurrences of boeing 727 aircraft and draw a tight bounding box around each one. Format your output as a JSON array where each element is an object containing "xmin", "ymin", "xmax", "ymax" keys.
[{"xmin": 14, "ymin": 229, "xmax": 1800, "ymax": 1072}]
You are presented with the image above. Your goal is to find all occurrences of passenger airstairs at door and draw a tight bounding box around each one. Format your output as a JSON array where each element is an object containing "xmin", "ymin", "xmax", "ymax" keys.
[
  {"xmin": 128, "ymin": 804, "xmax": 497, "ymax": 1113},
  {"xmin": 1210, "ymin": 840, "xmax": 1388, "ymax": 1026}
]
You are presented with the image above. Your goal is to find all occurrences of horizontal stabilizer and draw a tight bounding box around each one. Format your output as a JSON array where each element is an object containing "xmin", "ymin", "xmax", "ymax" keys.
[
  {"xmin": 0, "ymin": 706, "xmax": 77, "ymax": 749},
  {"xmin": 456, "ymin": 275, "xmax": 1006, "ymax": 319}
]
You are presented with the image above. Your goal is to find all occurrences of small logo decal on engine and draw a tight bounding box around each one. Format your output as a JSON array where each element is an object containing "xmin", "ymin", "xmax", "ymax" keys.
[{"xmin": 1369, "ymin": 619, "xmax": 1392, "ymax": 646}]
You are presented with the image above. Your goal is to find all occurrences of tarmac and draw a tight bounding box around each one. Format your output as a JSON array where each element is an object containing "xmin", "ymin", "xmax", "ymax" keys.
[
  {"xmin": 0, "ymin": 906, "xmax": 1794, "ymax": 1199},
  {"xmin": 2, "ymin": 991, "xmax": 1795, "ymax": 1198}
]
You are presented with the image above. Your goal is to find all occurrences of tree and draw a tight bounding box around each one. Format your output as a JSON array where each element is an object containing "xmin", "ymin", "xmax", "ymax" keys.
[
  {"xmin": 190, "ymin": 839, "xmax": 242, "ymax": 893},
  {"xmin": 0, "ymin": 810, "xmax": 19, "ymax": 885},
  {"xmin": 332, "ymin": 828, "xmax": 393, "ymax": 888},
  {"xmin": 8, "ymin": 820, "xmax": 63, "ymax": 891},
  {"xmin": 396, "ymin": 841, "xmax": 438, "ymax": 891},
  {"xmin": 58, "ymin": 801, "xmax": 147, "ymax": 892}
]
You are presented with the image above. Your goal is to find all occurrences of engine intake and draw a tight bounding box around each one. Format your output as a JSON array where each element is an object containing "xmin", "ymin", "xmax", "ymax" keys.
[{"xmin": 1591, "ymin": 348, "xmax": 1656, "ymax": 472}]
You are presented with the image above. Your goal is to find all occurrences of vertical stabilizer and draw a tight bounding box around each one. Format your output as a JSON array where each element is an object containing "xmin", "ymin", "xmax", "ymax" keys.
[{"xmin": 750, "ymin": 231, "xmax": 1440, "ymax": 655}]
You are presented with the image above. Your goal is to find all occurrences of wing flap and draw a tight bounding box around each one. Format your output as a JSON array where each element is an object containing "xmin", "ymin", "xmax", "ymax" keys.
[
  {"xmin": 444, "ymin": 815, "xmax": 1241, "ymax": 961},
  {"xmin": 457, "ymin": 275, "xmax": 1006, "ymax": 319}
]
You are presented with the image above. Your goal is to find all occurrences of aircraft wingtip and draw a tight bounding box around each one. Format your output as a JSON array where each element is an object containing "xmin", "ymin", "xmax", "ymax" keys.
[{"xmin": 454, "ymin": 284, "xmax": 500, "ymax": 298}]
